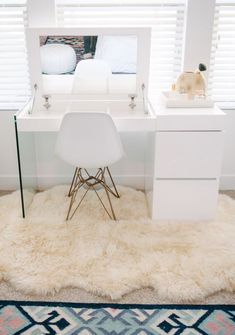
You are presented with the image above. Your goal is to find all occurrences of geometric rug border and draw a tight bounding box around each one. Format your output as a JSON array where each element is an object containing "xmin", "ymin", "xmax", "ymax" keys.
[
  {"xmin": 1, "ymin": 300, "xmax": 235, "ymax": 335},
  {"xmin": 1, "ymin": 300, "xmax": 235, "ymax": 310}
]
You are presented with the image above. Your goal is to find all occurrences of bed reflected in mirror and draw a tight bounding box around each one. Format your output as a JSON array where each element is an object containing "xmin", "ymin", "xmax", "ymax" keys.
[{"xmin": 39, "ymin": 35, "xmax": 137, "ymax": 94}]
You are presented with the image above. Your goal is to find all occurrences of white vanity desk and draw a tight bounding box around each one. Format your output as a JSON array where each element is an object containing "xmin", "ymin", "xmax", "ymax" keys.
[
  {"xmin": 16, "ymin": 99, "xmax": 225, "ymax": 221},
  {"xmin": 18, "ymin": 26, "xmax": 225, "ymax": 220}
]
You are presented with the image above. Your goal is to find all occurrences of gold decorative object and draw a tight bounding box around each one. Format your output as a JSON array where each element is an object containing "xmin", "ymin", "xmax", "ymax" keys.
[{"xmin": 175, "ymin": 63, "xmax": 207, "ymax": 96}]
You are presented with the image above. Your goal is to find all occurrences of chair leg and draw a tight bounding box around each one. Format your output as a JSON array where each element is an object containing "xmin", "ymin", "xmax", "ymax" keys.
[
  {"xmin": 102, "ymin": 172, "xmax": 117, "ymax": 220},
  {"xmin": 68, "ymin": 167, "xmax": 78, "ymax": 197},
  {"xmin": 68, "ymin": 186, "xmax": 89, "ymax": 220},
  {"xmin": 106, "ymin": 166, "xmax": 120, "ymax": 198},
  {"xmin": 92, "ymin": 185, "xmax": 114, "ymax": 220},
  {"xmin": 66, "ymin": 169, "xmax": 83, "ymax": 220},
  {"xmin": 65, "ymin": 167, "xmax": 118, "ymax": 221}
]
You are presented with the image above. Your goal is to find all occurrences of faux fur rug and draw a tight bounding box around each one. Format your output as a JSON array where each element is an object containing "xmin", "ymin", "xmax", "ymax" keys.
[{"xmin": 0, "ymin": 185, "xmax": 235, "ymax": 302}]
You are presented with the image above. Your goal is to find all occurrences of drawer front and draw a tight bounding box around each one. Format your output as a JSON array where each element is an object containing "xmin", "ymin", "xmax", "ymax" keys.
[
  {"xmin": 155, "ymin": 131, "xmax": 224, "ymax": 178},
  {"xmin": 155, "ymin": 114, "xmax": 226, "ymax": 131},
  {"xmin": 151, "ymin": 179, "xmax": 219, "ymax": 221}
]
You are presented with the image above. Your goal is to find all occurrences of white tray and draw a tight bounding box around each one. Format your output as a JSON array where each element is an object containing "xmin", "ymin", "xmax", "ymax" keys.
[{"xmin": 161, "ymin": 91, "xmax": 214, "ymax": 108}]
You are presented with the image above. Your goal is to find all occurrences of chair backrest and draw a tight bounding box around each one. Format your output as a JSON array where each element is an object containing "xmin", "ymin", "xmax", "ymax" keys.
[
  {"xmin": 72, "ymin": 59, "xmax": 111, "ymax": 94},
  {"xmin": 56, "ymin": 112, "xmax": 124, "ymax": 169},
  {"xmin": 74, "ymin": 59, "xmax": 111, "ymax": 76}
]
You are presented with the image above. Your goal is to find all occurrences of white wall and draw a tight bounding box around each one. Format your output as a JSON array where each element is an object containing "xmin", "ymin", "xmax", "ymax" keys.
[
  {"xmin": 220, "ymin": 110, "xmax": 235, "ymax": 190},
  {"xmin": 27, "ymin": 0, "xmax": 56, "ymax": 27},
  {"xmin": 0, "ymin": 111, "xmax": 18, "ymax": 189},
  {"xmin": 0, "ymin": 111, "xmax": 37, "ymax": 190},
  {"xmin": 34, "ymin": 132, "xmax": 147, "ymax": 190},
  {"xmin": 182, "ymin": 0, "xmax": 215, "ymax": 78},
  {"xmin": 0, "ymin": 123, "xmax": 147, "ymax": 190}
]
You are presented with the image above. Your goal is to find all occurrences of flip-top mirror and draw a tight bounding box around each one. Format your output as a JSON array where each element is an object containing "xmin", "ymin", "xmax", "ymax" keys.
[{"xmin": 26, "ymin": 27, "xmax": 151, "ymax": 99}]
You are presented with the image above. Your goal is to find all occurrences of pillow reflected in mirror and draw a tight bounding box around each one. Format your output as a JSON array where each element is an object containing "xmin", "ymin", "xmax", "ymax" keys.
[
  {"xmin": 40, "ymin": 44, "xmax": 77, "ymax": 74},
  {"xmin": 94, "ymin": 35, "xmax": 137, "ymax": 74}
]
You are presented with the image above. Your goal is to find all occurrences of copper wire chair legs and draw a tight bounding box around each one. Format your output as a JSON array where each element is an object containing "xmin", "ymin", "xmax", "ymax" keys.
[
  {"xmin": 66, "ymin": 167, "xmax": 119, "ymax": 221},
  {"xmin": 68, "ymin": 167, "xmax": 78, "ymax": 197}
]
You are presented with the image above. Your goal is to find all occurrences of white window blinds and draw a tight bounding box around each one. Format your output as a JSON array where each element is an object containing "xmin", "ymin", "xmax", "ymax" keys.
[
  {"xmin": 56, "ymin": 0, "xmax": 185, "ymax": 97},
  {"xmin": 0, "ymin": 0, "xmax": 30, "ymax": 109},
  {"xmin": 209, "ymin": 0, "xmax": 235, "ymax": 106}
]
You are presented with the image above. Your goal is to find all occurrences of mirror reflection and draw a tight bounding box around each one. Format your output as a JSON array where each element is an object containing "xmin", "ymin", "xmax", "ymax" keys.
[{"xmin": 39, "ymin": 35, "xmax": 137, "ymax": 94}]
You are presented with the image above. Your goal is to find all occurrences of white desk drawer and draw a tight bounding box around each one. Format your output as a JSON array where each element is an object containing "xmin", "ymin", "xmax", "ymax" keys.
[
  {"xmin": 155, "ymin": 131, "xmax": 224, "ymax": 178},
  {"xmin": 152, "ymin": 179, "xmax": 219, "ymax": 221}
]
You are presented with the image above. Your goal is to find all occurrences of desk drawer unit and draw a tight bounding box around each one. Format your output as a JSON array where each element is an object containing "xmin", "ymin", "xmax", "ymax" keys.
[
  {"xmin": 151, "ymin": 130, "xmax": 224, "ymax": 221},
  {"xmin": 152, "ymin": 179, "xmax": 219, "ymax": 221},
  {"xmin": 155, "ymin": 131, "xmax": 224, "ymax": 179}
]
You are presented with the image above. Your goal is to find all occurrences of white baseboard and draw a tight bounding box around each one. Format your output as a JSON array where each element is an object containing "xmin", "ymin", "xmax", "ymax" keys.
[
  {"xmin": 0, "ymin": 174, "xmax": 146, "ymax": 191},
  {"xmin": 0, "ymin": 175, "xmax": 19, "ymax": 190},
  {"xmin": 219, "ymin": 175, "xmax": 235, "ymax": 190},
  {"xmin": 2, "ymin": 174, "xmax": 235, "ymax": 191},
  {"xmin": 36, "ymin": 175, "xmax": 145, "ymax": 190},
  {"xmin": 0, "ymin": 175, "xmax": 37, "ymax": 191}
]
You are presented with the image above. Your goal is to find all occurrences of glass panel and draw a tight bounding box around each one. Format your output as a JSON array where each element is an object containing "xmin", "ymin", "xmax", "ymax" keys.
[{"xmin": 14, "ymin": 108, "xmax": 37, "ymax": 218}]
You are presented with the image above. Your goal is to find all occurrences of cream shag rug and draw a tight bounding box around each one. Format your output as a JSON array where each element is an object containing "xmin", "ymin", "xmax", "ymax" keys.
[{"xmin": 0, "ymin": 185, "xmax": 235, "ymax": 302}]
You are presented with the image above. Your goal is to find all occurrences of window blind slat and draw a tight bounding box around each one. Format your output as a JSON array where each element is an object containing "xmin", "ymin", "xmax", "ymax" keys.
[
  {"xmin": 0, "ymin": 0, "xmax": 30, "ymax": 109},
  {"xmin": 209, "ymin": 1, "xmax": 235, "ymax": 105},
  {"xmin": 56, "ymin": 1, "xmax": 185, "ymax": 96}
]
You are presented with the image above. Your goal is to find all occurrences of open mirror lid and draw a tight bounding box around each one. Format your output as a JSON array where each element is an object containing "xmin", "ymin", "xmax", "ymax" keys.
[{"xmin": 26, "ymin": 27, "xmax": 151, "ymax": 100}]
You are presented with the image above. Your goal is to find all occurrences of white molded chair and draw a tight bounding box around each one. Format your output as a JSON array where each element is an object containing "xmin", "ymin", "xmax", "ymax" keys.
[{"xmin": 56, "ymin": 112, "xmax": 124, "ymax": 220}]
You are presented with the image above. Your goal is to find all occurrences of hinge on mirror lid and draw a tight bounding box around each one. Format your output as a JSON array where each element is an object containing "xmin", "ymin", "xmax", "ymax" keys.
[
  {"xmin": 141, "ymin": 83, "xmax": 149, "ymax": 115},
  {"xmin": 43, "ymin": 94, "xmax": 51, "ymax": 110},
  {"xmin": 28, "ymin": 84, "xmax": 37, "ymax": 115},
  {"xmin": 128, "ymin": 93, "xmax": 137, "ymax": 109}
]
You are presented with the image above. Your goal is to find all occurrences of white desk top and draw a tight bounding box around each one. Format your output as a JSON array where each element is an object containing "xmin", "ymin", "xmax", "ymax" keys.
[
  {"xmin": 16, "ymin": 98, "xmax": 226, "ymax": 132},
  {"xmin": 150, "ymin": 100, "xmax": 226, "ymax": 131}
]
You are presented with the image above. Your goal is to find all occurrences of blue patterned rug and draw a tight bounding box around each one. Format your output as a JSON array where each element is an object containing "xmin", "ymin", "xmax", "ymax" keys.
[{"xmin": 1, "ymin": 301, "xmax": 235, "ymax": 334}]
